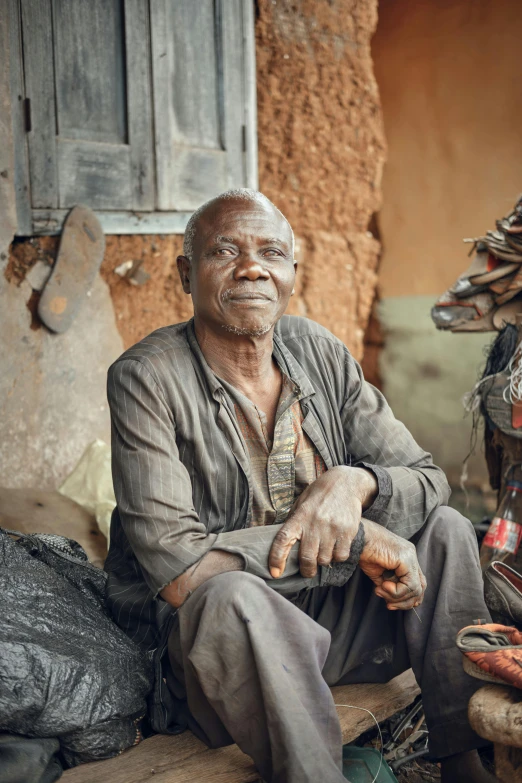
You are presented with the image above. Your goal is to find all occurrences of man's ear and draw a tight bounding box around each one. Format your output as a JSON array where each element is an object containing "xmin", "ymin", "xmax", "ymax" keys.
[
  {"xmin": 176, "ymin": 255, "xmax": 192, "ymax": 294},
  {"xmin": 291, "ymin": 260, "xmax": 298, "ymax": 296}
]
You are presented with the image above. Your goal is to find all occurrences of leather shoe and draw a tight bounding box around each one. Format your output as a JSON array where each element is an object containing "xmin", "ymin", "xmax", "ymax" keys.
[
  {"xmin": 484, "ymin": 561, "xmax": 522, "ymax": 628},
  {"xmin": 457, "ymin": 622, "xmax": 522, "ymax": 688}
]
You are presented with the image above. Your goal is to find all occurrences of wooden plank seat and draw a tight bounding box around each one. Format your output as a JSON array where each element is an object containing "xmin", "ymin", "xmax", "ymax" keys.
[{"xmin": 62, "ymin": 670, "xmax": 419, "ymax": 783}]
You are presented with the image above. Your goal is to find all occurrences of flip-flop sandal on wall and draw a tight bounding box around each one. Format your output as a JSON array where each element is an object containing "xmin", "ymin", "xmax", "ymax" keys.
[{"xmin": 38, "ymin": 205, "xmax": 105, "ymax": 334}]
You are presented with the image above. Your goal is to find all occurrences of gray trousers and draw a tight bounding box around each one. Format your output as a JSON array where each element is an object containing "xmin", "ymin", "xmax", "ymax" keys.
[{"xmin": 167, "ymin": 507, "xmax": 490, "ymax": 783}]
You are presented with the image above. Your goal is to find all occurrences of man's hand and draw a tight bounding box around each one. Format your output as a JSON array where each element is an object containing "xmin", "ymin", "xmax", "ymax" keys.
[
  {"xmin": 360, "ymin": 519, "xmax": 427, "ymax": 611},
  {"xmin": 268, "ymin": 466, "xmax": 378, "ymax": 579}
]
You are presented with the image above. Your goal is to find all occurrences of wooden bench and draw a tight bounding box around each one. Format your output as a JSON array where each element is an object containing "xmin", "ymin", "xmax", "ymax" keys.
[{"xmin": 62, "ymin": 670, "xmax": 419, "ymax": 783}]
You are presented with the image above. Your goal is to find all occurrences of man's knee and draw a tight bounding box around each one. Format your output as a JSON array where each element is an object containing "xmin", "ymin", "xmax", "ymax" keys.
[
  {"xmin": 425, "ymin": 505, "xmax": 476, "ymax": 544},
  {"xmin": 416, "ymin": 506, "xmax": 478, "ymax": 558},
  {"xmin": 181, "ymin": 570, "xmax": 273, "ymax": 616}
]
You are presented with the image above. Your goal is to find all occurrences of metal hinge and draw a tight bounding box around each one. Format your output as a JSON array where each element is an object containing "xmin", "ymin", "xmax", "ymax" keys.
[{"xmin": 23, "ymin": 98, "xmax": 31, "ymax": 132}]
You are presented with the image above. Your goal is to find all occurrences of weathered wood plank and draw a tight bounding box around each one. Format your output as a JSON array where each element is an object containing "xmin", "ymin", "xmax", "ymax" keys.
[
  {"xmin": 57, "ymin": 139, "xmax": 132, "ymax": 210},
  {"xmin": 19, "ymin": 0, "xmax": 155, "ymax": 216},
  {"xmin": 241, "ymin": 0, "xmax": 258, "ymax": 190},
  {"xmin": 63, "ymin": 731, "xmax": 260, "ymax": 783},
  {"xmin": 150, "ymin": 0, "xmax": 170, "ymax": 210},
  {"xmin": 169, "ymin": 0, "xmax": 221, "ymax": 150},
  {"xmin": 61, "ymin": 670, "xmax": 419, "ymax": 783},
  {"xmin": 125, "ymin": 0, "xmax": 155, "ymax": 211},
  {"xmin": 7, "ymin": 0, "xmax": 32, "ymax": 236},
  {"xmin": 31, "ymin": 209, "xmax": 191, "ymax": 236},
  {"xmin": 21, "ymin": 0, "xmax": 58, "ymax": 209},
  {"xmin": 52, "ymin": 0, "xmax": 127, "ymax": 145},
  {"xmin": 221, "ymin": 0, "xmax": 246, "ymax": 188},
  {"xmin": 334, "ymin": 669, "xmax": 420, "ymax": 743},
  {"xmin": 166, "ymin": 146, "xmax": 228, "ymax": 211},
  {"xmin": 151, "ymin": 0, "xmax": 256, "ymax": 211},
  {"xmin": 151, "ymin": 0, "xmax": 228, "ymax": 210}
]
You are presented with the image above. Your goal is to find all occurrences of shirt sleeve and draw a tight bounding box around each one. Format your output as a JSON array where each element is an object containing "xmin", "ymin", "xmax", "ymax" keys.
[
  {"xmin": 210, "ymin": 521, "xmax": 365, "ymax": 595},
  {"xmin": 108, "ymin": 358, "xmax": 221, "ymax": 596},
  {"xmin": 339, "ymin": 347, "xmax": 451, "ymax": 539}
]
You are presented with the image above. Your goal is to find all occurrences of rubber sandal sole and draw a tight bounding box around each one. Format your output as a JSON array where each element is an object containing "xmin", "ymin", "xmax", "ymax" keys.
[
  {"xmin": 38, "ymin": 205, "xmax": 105, "ymax": 334},
  {"xmin": 462, "ymin": 656, "xmax": 510, "ymax": 685}
]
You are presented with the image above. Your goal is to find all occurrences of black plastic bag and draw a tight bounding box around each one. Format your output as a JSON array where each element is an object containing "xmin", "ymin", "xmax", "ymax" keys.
[
  {"xmin": 0, "ymin": 734, "xmax": 62, "ymax": 783},
  {"xmin": 0, "ymin": 529, "xmax": 153, "ymax": 768}
]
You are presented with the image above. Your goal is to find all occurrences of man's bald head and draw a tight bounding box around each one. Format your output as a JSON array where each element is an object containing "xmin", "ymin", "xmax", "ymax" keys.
[{"xmin": 183, "ymin": 189, "xmax": 295, "ymax": 261}]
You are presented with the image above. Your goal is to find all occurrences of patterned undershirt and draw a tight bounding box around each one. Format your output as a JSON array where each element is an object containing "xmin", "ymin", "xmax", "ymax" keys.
[{"xmin": 221, "ymin": 373, "xmax": 327, "ymax": 526}]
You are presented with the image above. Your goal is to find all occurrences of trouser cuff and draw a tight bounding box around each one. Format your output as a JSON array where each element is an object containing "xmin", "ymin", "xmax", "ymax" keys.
[{"xmin": 428, "ymin": 715, "xmax": 490, "ymax": 760}]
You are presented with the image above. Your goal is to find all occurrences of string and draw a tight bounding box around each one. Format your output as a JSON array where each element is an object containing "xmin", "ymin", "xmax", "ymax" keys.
[
  {"xmin": 503, "ymin": 340, "xmax": 522, "ymax": 405},
  {"xmin": 334, "ymin": 704, "xmax": 383, "ymax": 783},
  {"xmin": 462, "ymin": 373, "xmax": 498, "ymax": 413}
]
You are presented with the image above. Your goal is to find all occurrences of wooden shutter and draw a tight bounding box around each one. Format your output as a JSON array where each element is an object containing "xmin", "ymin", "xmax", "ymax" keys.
[
  {"xmin": 20, "ymin": 0, "xmax": 154, "ymax": 212},
  {"xmin": 10, "ymin": 0, "xmax": 257, "ymax": 234},
  {"xmin": 151, "ymin": 0, "xmax": 254, "ymax": 211}
]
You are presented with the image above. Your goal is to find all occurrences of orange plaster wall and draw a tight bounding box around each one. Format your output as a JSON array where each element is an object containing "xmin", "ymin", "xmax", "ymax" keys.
[{"xmin": 373, "ymin": 0, "xmax": 522, "ymax": 299}]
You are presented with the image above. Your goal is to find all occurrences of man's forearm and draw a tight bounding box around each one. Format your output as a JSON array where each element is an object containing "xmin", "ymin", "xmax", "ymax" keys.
[
  {"xmin": 160, "ymin": 481, "xmax": 377, "ymax": 610},
  {"xmin": 160, "ymin": 550, "xmax": 243, "ymax": 608}
]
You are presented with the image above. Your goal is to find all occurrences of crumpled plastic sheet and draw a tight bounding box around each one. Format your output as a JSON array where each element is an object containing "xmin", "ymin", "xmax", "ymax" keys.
[
  {"xmin": 59, "ymin": 440, "xmax": 115, "ymax": 541},
  {"xmin": 0, "ymin": 529, "xmax": 153, "ymax": 767}
]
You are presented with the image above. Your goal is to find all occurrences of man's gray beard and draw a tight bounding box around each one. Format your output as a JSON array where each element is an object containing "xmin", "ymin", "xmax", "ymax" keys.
[{"xmin": 221, "ymin": 322, "xmax": 274, "ymax": 338}]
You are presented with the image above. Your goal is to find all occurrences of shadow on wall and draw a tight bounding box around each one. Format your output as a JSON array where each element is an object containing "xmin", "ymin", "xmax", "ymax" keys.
[{"xmin": 378, "ymin": 296, "xmax": 492, "ymax": 490}]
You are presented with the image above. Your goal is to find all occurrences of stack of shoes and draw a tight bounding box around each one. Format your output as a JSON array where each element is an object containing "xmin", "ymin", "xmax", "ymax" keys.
[{"xmin": 432, "ymin": 196, "xmax": 522, "ymax": 332}]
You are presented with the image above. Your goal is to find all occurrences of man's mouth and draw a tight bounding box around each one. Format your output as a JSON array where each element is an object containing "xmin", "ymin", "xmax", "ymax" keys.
[{"xmin": 222, "ymin": 290, "xmax": 275, "ymax": 303}]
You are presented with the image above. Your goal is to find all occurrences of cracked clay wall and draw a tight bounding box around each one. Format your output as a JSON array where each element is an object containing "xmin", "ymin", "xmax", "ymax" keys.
[{"xmin": 255, "ymin": 0, "xmax": 384, "ymax": 361}]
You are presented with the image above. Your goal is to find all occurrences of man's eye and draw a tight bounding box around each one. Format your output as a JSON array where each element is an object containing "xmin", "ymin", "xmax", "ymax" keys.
[
  {"xmin": 216, "ymin": 248, "xmax": 234, "ymax": 256},
  {"xmin": 263, "ymin": 248, "xmax": 283, "ymax": 258}
]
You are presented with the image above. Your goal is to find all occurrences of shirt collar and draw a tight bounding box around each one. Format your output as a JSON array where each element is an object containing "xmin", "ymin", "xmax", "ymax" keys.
[{"xmin": 185, "ymin": 317, "xmax": 316, "ymax": 402}]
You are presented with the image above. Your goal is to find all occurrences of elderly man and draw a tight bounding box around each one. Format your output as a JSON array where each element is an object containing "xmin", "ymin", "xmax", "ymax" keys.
[{"xmin": 106, "ymin": 190, "xmax": 493, "ymax": 783}]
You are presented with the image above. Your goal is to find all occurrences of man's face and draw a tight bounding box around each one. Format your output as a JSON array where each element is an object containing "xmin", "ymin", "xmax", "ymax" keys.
[{"xmin": 178, "ymin": 198, "xmax": 296, "ymax": 337}]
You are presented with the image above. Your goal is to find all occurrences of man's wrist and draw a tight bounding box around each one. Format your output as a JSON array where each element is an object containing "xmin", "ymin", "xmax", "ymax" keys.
[
  {"xmin": 338, "ymin": 466, "xmax": 378, "ymax": 509},
  {"xmin": 360, "ymin": 517, "xmax": 402, "ymax": 559}
]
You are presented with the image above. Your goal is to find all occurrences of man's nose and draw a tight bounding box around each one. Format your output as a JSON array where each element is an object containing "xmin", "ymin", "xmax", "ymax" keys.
[{"xmin": 233, "ymin": 255, "xmax": 270, "ymax": 281}]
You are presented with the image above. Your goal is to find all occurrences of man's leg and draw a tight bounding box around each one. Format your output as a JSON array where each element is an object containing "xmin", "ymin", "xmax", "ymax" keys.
[
  {"xmin": 298, "ymin": 506, "xmax": 493, "ymax": 780},
  {"xmin": 406, "ymin": 506, "xmax": 494, "ymax": 782},
  {"xmin": 406, "ymin": 506, "xmax": 490, "ymax": 759},
  {"xmin": 168, "ymin": 570, "xmax": 346, "ymax": 783}
]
